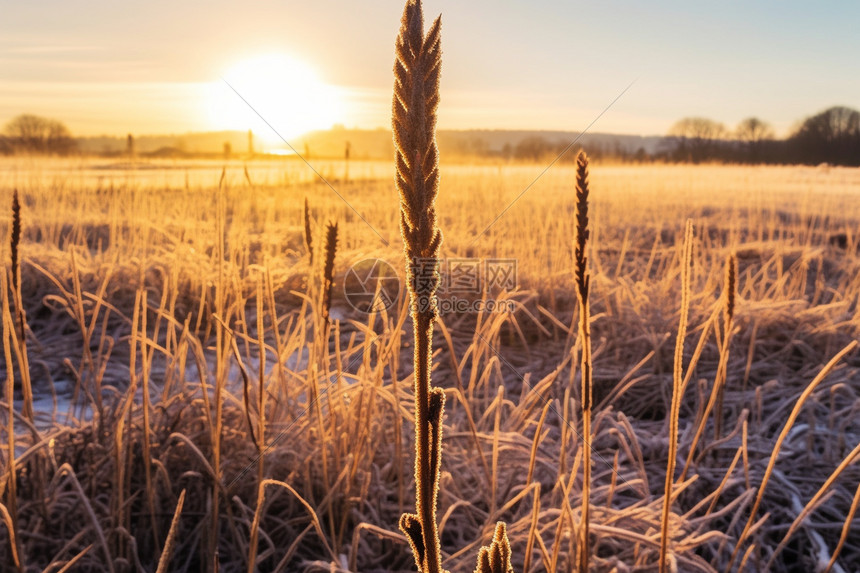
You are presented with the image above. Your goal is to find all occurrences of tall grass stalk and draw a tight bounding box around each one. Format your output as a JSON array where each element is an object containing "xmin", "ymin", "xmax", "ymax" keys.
[
  {"xmin": 10, "ymin": 191, "xmax": 23, "ymax": 346},
  {"xmin": 2, "ymin": 266, "xmax": 22, "ymax": 572},
  {"xmin": 679, "ymin": 254, "xmax": 734, "ymax": 481},
  {"xmin": 8, "ymin": 190, "xmax": 21, "ymax": 326},
  {"xmin": 523, "ymin": 484, "xmax": 541, "ymax": 573},
  {"xmin": 659, "ymin": 219, "xmax": 694, "ymax": 573},
  {"xmin": 712, "ymin": 254, "xmax": 735, "ymax": 441},
  {"xmin": 137, "ymin": 288, "xmax": 162, "ymax": 552},
  {"xmin": 321, "ymin": 221, "xmax": 338, "ymax": 322},
  {"xmin": 392, "ymin": 1, "xmax": 446, "ymax": 570},
  {"xmin": 10, "ymin": 190, "xmax": 19, "ymax": 295},
  {"xmin": 573, "ymin": 150, "xmax": 593, "ymax": 572},
  {"xmin": 255, "ymin": 279, "xmax": 267, "ymax": 492},
  {"xmin": 119, "ymin": 287, "xmax": 143, "ymax": 562},
  {"xmin": 211, "ymin": 166, "xmax": 228, "ymax": 568},
  {"xmin": 9, "ymin": 190, "xmax": 33, "ymax": 422},
  {"xmin": 304, "ymin": 197, "xmax": 313, "ymax": 264}
]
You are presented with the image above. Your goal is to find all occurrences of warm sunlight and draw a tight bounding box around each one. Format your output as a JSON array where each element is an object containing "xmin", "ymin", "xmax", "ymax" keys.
[
  {"xmin": 5, "ymin": 2, "xmax": 860, "ymax": 571},
  {"xmin": 205, "ymin": 53, "xmax": 344, "ymax": 143}
]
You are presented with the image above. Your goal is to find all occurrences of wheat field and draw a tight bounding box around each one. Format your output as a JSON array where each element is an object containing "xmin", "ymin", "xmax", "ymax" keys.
[{"xmin": 2, "ymin": 152, "xmax": 860, "ymax": 572}]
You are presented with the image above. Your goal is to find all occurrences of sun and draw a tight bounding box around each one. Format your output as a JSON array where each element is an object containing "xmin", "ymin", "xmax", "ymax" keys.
[{"xmin": 205, "ymin": 53, "xmax": 343, "ymax": 143}]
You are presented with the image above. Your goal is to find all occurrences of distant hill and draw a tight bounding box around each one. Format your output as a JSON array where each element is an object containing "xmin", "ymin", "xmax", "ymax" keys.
[
  {"xmin": 292, "ymin": 127, "xmax": 664, "ymax": 160},
  {"xmin": 76, "ymin": 131, "xmax": 253, "ymax": 156},
  {"xmin": 445, "ymin": 129, "xmax": 663, "ymax": 155},
  {"xmin": 74, "ymin": 127, "xmax": 664, "ymax": 159}
]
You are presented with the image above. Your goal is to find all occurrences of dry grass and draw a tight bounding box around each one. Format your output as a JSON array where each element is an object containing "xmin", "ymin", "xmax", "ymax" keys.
[{"xmin": 1, "ymin": 148, "xmax": 860, "ymax": 572}]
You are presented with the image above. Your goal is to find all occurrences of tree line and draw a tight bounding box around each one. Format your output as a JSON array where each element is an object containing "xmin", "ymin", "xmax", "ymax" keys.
[
  {"xmin": 440, "ymin": 105, "xmax": 859, "ymax": 166},
  {"xmin": 2, "ymin": 105, "xmax": 858, "ymax": 166},
  {"xmin": 663, "ymin": 106, "xmax": 860, "ymax": 166}
]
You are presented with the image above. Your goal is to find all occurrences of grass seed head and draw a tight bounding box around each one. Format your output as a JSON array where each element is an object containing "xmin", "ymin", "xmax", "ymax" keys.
[
  {"xmin": 393, "ymin": 0, "xmax": 443, "ymax": 316},
  {"xmin": 322, "ymin": 221, "xmax": 338, "ymax": 321},
  {"xmin": 474, "ymin": 522, "xmax": 514, "ymax": 573},
  {"xmin": 574, "ymin": 151, "xmax": 590, "ymax": 305},
  {"xmin": 11, "ymin": 189, "xmax": 21, "ymax": 292},
  {"xmin": 393, "ymin": 3, "xmax": 448, "ymax": 572},
  {"xmin": 304, "ymin": 197, "xmax": 313, "ymax": 264},
  {"xmin": 725, "ymin": 253, "xmax": 736, "ymax": 323}
]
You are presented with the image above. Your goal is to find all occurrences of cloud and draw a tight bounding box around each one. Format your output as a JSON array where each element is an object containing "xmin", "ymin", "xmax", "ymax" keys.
[{"xmin": 4, "ymin": 45, "xmax": 103, "ymax": 55}]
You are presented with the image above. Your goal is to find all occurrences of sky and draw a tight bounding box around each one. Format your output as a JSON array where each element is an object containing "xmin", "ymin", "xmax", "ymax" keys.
[{"xmin": 1, "ymin": 0, "xmax": 858, "ymax": 140}]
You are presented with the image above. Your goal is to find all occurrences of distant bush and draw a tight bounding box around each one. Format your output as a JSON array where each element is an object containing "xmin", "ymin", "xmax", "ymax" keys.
[{"xmin": 3, "ymin": 113, "xmax": 76, "ymax": 155}]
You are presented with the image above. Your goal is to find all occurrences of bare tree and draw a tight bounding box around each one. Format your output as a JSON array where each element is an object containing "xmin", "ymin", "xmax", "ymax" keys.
[
  {"xmin": 668, "ymin": 117, "xmax": 726, "ymax": 163},
  {"xmin": 790, "ymin": 106, "xmax": 860, "ymax": 165},
  {"xmin": 736, "ymin": 117, "xmax": 774, "ymax": 163},
  {"xmin": 4, "ymin": 114, "xmax": 75, "ymax": 155},
  {"xmin": 736, "ymin": 117, "xmax": 773, "ymax": 143}
]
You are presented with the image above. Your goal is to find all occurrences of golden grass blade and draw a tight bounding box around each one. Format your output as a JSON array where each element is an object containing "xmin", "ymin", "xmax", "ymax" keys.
[
  {"xmin": 660, "ymin": 218, "xmax": 694, "ymax": 573},
  {"xmin": 156, "ymin": 489, "xmax": 186, "ymax": 573},
  {"xmin": 823, "ymin": 480, "xmax": 860, "ymax": 573},
  {"xmin": 2, "ymin": 268, "xmax": 21, "ymax": 573},
  {"xmin": 52, "ymin": 545, "xmax": 94, "ymax": 573},
  {"xmin": 0, "ymin": 501, "xmax": 20, "ymax": 570},
  {"xmin": 523, "ymin": 484, "xmax": 541, "ymax": 573},
  {"xmin": 712, "ymin": 254, "xmax": 736, "ymax": 441}
]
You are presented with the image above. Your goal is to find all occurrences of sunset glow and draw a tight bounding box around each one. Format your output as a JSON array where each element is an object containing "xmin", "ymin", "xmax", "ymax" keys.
[
  {"xmin": 3, "ymin": 2, "xmax": 860, "ymax": 571},
  {"xmin": 3, "ymin": 2, "xmax": 858, "ymax": 138},
  {"xmin": 205, "ymin": 54, "xmax": 344, "ymax": 142}
]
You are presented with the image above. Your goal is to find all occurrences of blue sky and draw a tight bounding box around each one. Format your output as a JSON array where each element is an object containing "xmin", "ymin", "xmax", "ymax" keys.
[{"xmin": 1, "ymin": 0, "xmax": 858, "ymax": 138}]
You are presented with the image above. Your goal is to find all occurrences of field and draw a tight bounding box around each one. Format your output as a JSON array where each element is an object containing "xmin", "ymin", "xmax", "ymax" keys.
[{"xmin": 2, "ymin": 156, "xmax": 860, "ymax": 572}]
